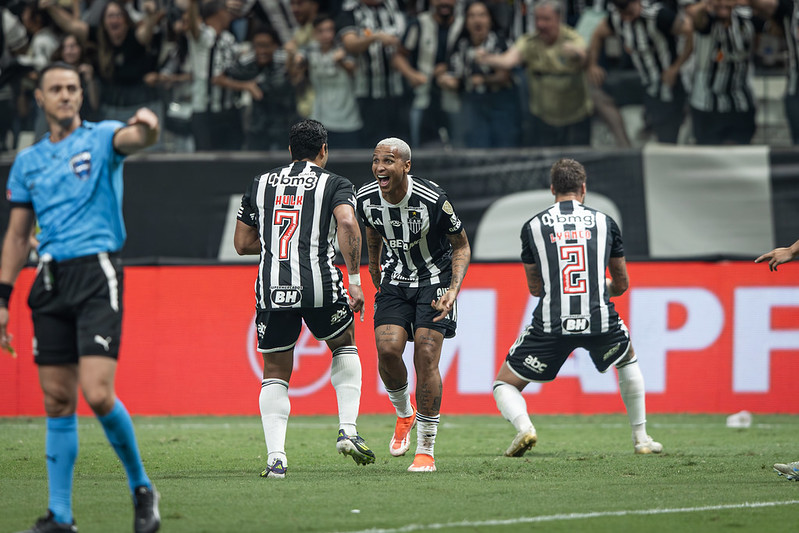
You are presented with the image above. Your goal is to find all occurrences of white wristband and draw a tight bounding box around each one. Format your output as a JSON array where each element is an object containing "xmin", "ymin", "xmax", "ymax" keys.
[{"xmin": 348, "ymin": 273, "xmax": 361, "ymax": 286}]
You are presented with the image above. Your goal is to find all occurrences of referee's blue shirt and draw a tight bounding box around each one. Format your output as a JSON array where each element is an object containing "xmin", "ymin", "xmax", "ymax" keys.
[{"xmin": 6, "ymin": 121, "xmax": 127, "ymax": 261}]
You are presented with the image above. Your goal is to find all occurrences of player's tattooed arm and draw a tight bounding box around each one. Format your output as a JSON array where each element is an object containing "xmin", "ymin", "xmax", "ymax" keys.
[
  {"xmin": 523, "ymin": 262, "xmax": 542, "ymax": 297},
  {"xmin": 447, "ymin": 230, "xmax": 471, "ymax": 295},
  {"xmin": 365, "ymin": 226, "xmax": 384, "ymax": 290}
]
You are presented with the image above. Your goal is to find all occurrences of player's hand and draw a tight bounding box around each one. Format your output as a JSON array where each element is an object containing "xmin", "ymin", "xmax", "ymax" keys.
[
  {"xmin": 431, "ymin": 289, "xmax": 456, "ymax": 322},
  {"xmin": 128, "ymin": 107, "xmax": 159, "ymax": 131},
  {"xmin": 755, "ymin": 247, "xmax": 794, "ymax": 271},
  {"xmin": 347, "ymin": 283, "xmax": 365, "ymax": 322},
  {"xmin": 0, "ymin": 308, "xmax": 16, "ymax": 357}
]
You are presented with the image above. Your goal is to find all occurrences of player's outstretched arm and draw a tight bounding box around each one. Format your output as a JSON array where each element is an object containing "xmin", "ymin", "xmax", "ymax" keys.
[
  {"xmin": 114, "ymin": 107, "xmax": 160, "ymax": 155},
  {"xmin": 755, "ymin": 239, "xmax": 799, "ymax": 271},
  {"xmin": 432, "ymin": 230, "xmax": 471, "ymax": 322}
]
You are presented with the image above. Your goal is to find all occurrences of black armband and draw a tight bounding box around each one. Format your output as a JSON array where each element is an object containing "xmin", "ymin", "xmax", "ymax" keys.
[{"xmin": 0, "ymin": 283, "xmax": 12, "ymax": 308}]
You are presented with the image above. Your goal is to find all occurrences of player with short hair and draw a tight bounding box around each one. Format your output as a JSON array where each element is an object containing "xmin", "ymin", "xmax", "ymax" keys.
[
  {"xmin": 492, "ymin": 158, "xmax": 663, "ymax": 458},
  {"xmin": 234, "ymin": 119, "xmax": 374, "ymax": 479},
  {"xmin": 356, "ymin": 137, "xmax": 471, "ymax": 472},
  {"xmin": 1, "ymin": 62, "xmax": 161, "ymax": 533}
]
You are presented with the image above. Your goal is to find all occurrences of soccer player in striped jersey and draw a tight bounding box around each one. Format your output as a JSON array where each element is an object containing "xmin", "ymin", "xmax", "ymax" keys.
[
  {"xmin": 234, "ymin": 119, "xmax": 375, "ymax": 479},
  {"xmin": 356, "ymin": 137, "xmax": 471, "ymax": 472},
  {"xmin": 492, "ymin": 159, "xmax": 662, "ymax": 458},
  {"xmin": 1, "ymin": 62, "xmax": 161, "ymax": 533}
]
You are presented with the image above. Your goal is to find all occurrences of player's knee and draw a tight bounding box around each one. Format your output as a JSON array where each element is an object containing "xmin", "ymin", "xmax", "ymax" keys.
[
  {"xmin": 42, "ymin": 390, "xmax": 78, "ymax": 417},
  {"xmin": 82, "ymin": 387, "xmax": 115, "ymax": 415}
]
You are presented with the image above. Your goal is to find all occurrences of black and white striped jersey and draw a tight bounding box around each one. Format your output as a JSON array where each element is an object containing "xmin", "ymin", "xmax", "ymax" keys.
[
  {"xmin": 356, "ymin": 175, "xmax": 463, "ymax": 287},
  {"xmin": 775, "ymin": 0, "xmax": 799, "ymax": 96},
  {"xmin": 608, "ymin": 1, "xmax": 681, "ymax": 100},
  {"xmin": 336, "ymin": 0, "xmax": 407, "ymax": 99},
  {"xmin": 238, "ymin": 161, "xmax": 356, "ymax": 310},
  {"xmin": 521, "ymin": 200, "xmax": 624, "ymax": 336},
  {"xmin": 690, "ymin": 6, "xmax": 763, "ymax": 113}
]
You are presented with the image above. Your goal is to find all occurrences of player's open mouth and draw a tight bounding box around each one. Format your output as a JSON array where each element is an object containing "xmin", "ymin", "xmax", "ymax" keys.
[{"xmin": 377, "ymin": 175, "xmax": 390, "ymax": 187}]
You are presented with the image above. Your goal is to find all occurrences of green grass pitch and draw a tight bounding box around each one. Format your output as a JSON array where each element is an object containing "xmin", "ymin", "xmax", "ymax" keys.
[{"xmin": 2, "ymin": 414, "xmax": 799, "ymax": 532}]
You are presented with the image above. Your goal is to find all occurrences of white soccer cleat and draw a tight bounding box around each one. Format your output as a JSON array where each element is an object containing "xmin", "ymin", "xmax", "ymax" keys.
[
  {"xmin": 504, "ymin": 429, "xmax": 537, "ymax": 457},
  {"xmin": 634, "ymin": 435, "xmax": 663, "ymax": 455},
  {"xmin": 773, "ymin": 461, "xmax": 799, "ymax": 481}
]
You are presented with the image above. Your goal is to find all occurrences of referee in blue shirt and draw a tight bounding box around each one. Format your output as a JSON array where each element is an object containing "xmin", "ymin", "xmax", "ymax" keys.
[{"xmin": 1, "ymin": 62, "xmax": 161, "ymax": 533}]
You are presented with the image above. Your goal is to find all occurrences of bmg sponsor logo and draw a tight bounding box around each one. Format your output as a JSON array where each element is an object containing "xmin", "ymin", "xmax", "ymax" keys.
[{"xmin": 541, "ymin": 212, "xmax": 595, "ymax": 228}]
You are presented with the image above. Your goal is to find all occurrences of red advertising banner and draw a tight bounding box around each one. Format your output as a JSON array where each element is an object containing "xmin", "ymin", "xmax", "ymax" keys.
[{"xmin": 1, "ymin": 262, "xmax": 797, "ymax": 416}]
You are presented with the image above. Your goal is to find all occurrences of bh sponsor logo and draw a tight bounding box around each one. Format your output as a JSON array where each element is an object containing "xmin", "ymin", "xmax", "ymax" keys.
[{"xmin": 270, "ymin": 286, "xmax": 302, "ymax": 306}]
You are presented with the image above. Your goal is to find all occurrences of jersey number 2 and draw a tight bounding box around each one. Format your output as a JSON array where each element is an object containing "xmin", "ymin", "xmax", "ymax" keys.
[
  {"xmin": 274, "ymin": 210, "xmax": 299, "ymax": 260},
  {"xmin": 560, "ymin": 245, "xmax": 587, "ymax": 294}
]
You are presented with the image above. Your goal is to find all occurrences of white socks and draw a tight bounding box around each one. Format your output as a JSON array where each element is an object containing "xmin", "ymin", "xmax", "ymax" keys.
[
  {"xmin": 331, "ymin": 346, "xmax": 362, "ymax": 436},
  {"xmin": 259, "ymin": 378, "xmax": 290, "ymax": 467},
  {"xmin": 385, "ymin": 383, "xmax": 414, "ymax": 418},
  {"xmin": 493, "ymin": 381, "xmax": 535, "ymax": 434},
  {"xmin": 616, "ymin": 358, "xmax": 648, "ymax": 443},
  {"xmin": 415, "ymin": 413, "xmax": 439, "ymax": 457}
]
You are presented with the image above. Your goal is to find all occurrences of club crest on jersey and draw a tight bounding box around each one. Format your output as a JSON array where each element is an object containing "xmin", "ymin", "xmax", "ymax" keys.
[
  {"xmin": 407, "ymin": 210, "xmax": 422, "ymax": 234},
  {"xmin": 562, "ymin": 316, "xmax": 590, "ymax": 333},
  {"xmin": 69, "ymin": 151, "xmax": 92, "ymax": 181},
  {"xmin": 270, "ymin": 286, "xmax": 303, "ymax": 306}
]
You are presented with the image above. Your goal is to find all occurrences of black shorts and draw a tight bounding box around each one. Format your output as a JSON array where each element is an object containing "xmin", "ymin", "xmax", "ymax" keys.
[
  {"xmin": 28, "ymin": 252, "xmax": 123, "ymax": 365},
  {"xmin": 256, "ymin": 301, "xmax": 353, "ymax": 353},
  {"xmin": 374, "ymin": 282, "xmax": 457, "ymax": 340},
  {"xmin": 690, "ymin": 107, "xmax": 756, "ymax": 145},
  {"xmin": 505, "ymin": 321, "xmax": 631, "ymax": 382}
]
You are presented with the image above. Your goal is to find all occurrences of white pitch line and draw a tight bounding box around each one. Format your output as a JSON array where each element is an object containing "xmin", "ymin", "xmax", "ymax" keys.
[{"xmin": 338, "ymin": 500, "xmax": 799, "ymax": 533}]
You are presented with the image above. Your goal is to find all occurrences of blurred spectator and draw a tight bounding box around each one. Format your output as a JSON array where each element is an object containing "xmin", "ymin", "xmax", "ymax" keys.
[
  {"xmin": 285, "ymin": 0, "xmax": 321, "ymax": 118},
  {"xmin": 18, "ymin": 2, "xmax": 59, "ymax": 72},
  {"xmin": 294, "ymin": 13, "xmax": 362, "ymax": 148},
  {"xmin": 153, "ymin": 8, "xmax": 195, "ymax": 152},
  {"xmin": 438, "ymin": 0, "xmax": 519, "ymax": 147},
  {"xmin": 0, "ymin": 3, "xmax": 29, "ymax": 151},
  {"xmin": 214, "ymin": 25, "xmax": 299, "ymax": 150},
  {"xmin": 588, "ymin": 0, "xmax": 693, "ymax": 143},
  {"xmin": 751, "ymin": 0, "xmax": 799, "ymax": 144},
  {"xmin": 393, "ymin": 0, "xmax": 463, "ymax": 147},
  {"xmin": 241, "ymin": 0, "xmax": 297, "ymax": 44},
  {"xmin": 16, "ymin": 2, "xmax": 60, "ymax": 136},
  {"xmin": 685, "ymin": 0, "xmax": 763, "ymax": 145},
  {"xmin": 51, "ymin": 33, "xmax": 100, "ymax": 121},
  {"xmin": 186, "ymin": 0, "xmax": 243, "ymax": 150},
  {"xmin": 478, "ymin": 0, "xmax": 593, "ymax": 147},
  {"xmin": 41, "ymin": 0, "xmax": 164, "ymax": 122},
  {"xmin": 337, "ymin": 0, "xmax": 408, "ymax": 147}
]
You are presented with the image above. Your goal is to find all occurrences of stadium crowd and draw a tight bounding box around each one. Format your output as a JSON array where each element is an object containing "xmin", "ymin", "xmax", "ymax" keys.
[{"xmin": 0, "ymin": 0, "xmax": 794, "ymax": 153}]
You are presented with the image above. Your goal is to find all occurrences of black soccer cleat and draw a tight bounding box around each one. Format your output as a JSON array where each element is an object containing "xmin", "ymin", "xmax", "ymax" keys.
[
  {"xmin": 133, "ymin": 485, "xmax": 161, "ymax": 533},
  {"xmin": 16, "ymin": 511, "xmax": 77, "ymax": 533}
]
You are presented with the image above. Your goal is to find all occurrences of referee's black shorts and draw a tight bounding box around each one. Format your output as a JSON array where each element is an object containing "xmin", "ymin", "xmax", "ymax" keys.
[{"xmin": 28, "ymin": 252, "xmax": 123, "ymax": 365}]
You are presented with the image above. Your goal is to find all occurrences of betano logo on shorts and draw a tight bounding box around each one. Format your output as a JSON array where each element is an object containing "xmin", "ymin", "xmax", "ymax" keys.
[{"xmin": 541, "ymin": 212, "xmax": 595, "ymax": 228}]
